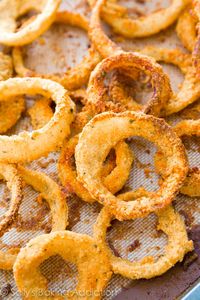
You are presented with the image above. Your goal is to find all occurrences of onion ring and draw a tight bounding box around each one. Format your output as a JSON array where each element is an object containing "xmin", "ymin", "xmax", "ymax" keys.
[
  {"xmin": 0, "ymin": 0, "xmax": 61, "ymax": 46},
  {"xmin": 14, "ymin": 231, "xmax": 112, "ymax": 299},
  {"xmin": 93, "ymin": 190, "xmax": 193, "ymax": 279},
  {"xmin": 27, "ymin": 97, "xmax": 53, "ymax": 130},
  {"xmin": 58, "ymin": 135, "xmax": 134, "ymax": 203},
  {"xmin": 87, "ymin": 51, "xmax": 172, "ymax": 117},
  {"xmin": 89, "ymin": 0, "xmax": 189, "ymax": 39},
  {"xmin": 0, "ymin": 166, "xmax": 68, "ymax": 270},
  {"xmin": 176, "ymin": 6, "xmax": 197, "ymax": 52},
  {"xmin": 0, "ymin": 77, "xmax": 75, "ymax": 163},
  {"xmin": 12, "ymin": 11, "xmax": 101, "ymax": 90},
  {"xmin": 155, "ymin": 119, "xmax": 200, "ymax": 197},
  {"xmin": 75, "ymin": 111, "xmax": 188, "ymax": 220},
  {"xmin": 132, "ymin": 46, "xmax": 200, "ymax": 116}
]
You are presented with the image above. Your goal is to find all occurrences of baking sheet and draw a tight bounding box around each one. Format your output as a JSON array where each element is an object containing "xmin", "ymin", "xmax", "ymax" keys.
[{"xmin": 0, "ymin": 0, "xmax": 200, "ymax": 299}]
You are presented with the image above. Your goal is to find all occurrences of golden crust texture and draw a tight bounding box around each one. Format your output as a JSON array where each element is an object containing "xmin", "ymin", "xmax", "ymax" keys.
[
  {"xmin": 94, "ymin": 192, "xmax": 193, "ymax": 279},
  {"xmin": 87, "ymin": 51, "xmax": 172, "ymax": 117},
  {"xmin": 14, "ymin": 231, "xmax": 112, "ymax": 299},
  {"xmin": 75, "ymin": 111, "xmax": 188, "ymax": 220},
  {"xmin": 12, "ymin": 11, "xmax": 102, "ymax": 90},
  {"xmin": 89, "ymin": 0, "xmax": 190, "ymax": 39},
  {"xmin": 0, "ymin": 0, "xmax": 61, "ymax": 46},
  {"xmin": 155, "ymin": 119, "xmax": 200, "ymax": 197},
  {"xmin": 58, "ymin": 135, "xmax": 134, "ymax": 203},
  {"xmin": 0, "ymin": 166, "xmax": 68, "ymax": 270},
  {"xmin": 0, "ymin": 77, "xmax": 75, "ymax": 163}
]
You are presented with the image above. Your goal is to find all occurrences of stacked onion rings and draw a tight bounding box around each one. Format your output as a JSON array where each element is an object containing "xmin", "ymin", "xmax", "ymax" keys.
[
  {"xmin": 0, "ymin": 166, "xmax": 68, "ymax": 270},
  {"xmin": 0, "ymin": 77, "xmax": 75, "ymax": 163},
  {"xmin": 75, "ymin": 112, "xmax": 188, "ymax": 220}
]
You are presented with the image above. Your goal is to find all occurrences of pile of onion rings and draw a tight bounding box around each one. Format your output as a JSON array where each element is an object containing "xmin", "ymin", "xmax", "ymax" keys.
[{"xmin": 0, "ymin": 0, "xmax": 199, "ymax": 298}]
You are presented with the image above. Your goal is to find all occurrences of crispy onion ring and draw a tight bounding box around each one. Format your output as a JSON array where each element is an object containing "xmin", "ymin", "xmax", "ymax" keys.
[
  {"xmin": 12, "ymin": 11, "xmax": 101, "ymax": 90},
  {"xmin": 0, "ymin": 52, "xmax": 26, "ymax": 133},
  {"xmin": 58, "ymin": 135, "xmax": 134, "ymax": 203},
  {"xmin": 0, "ymin": 77, "xmax": 75, "ymax": 163},
  {"xmin": 28, "ymin": 97, "xmax": 53, "ymax": 130},
  {"xmin": 0, "ymin": 166, "xmax": 68, "ymax": 270},
  {"xmin": 0, "ymin": 0, "xmax": 61, "ymax": 46},
  {"xmin": 155, "ymin": 119, "xmax": 200, "ymax": 197},
  {"xmin": 176, "ymin": 6, "xmax": 197, "ymax": 52},
  {"xmin": 87, "ymin": 51, "xmax": 172, "ymax": 117},
  {"xmin": 132, "ymin": 46, "xmax": 200, "ymax": 116},
  {"xmin": 93, "ymin": 190, "xmax": 193, "ymax": 279},
  {"xmin": 14, "ymin": 231, "xmax": 112, "ymax": 299},
  {"xmin": 75, "ymin": 112, "xmax": 188, "ymax": 220},
  {"xmin": 89, "ymin": 0, "xmax": 189, "ymax": 39}
]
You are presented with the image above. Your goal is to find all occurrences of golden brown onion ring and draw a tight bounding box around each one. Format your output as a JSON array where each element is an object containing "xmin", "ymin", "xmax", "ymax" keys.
[
  {"xmin": 75, "ymin": 111, "xmax": 188, "ymax": 220},
  {"xmin": 89, "ymin": 0, "xmax": 189, "ymax": 39},
  {"xmin": 14, "ymin": 231, "xmax": 112, "ymax": 299},
  {"xmin": 87, "ymin": 51, "xmax": 172, "ymax": 117},
  {"xmin": 0, "ymin": 77, "xmax": 75, "ymax": 163},
  {"xmin": 13, "ymin": 11, "xmax": 101, "ymax": 90},
  {"xmin": 58, "ymin": 135, "xmax": 134, "ymax": 203},
  {"xmin": 0, "ymin": 0, "xmax": 61, "ymax": 46},
  {"xmin": 155, "ymin": 119, "xmax": 200, "ymax": 197},
  {"xmin": 93, "ymin": 190, "xmax": 193, "ymax": 279},
  {"xmin": 134, "ymin": 46, "xmax": 200, "ymax": 116},
  {"xmin": 0, "ymin": 166, "xmax": 68, "ymax": 270}
]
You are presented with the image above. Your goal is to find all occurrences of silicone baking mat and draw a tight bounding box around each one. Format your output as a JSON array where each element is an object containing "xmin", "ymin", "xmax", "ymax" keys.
[{"xmin": 0, "ymin": 0, "xmax": 200, "ymax": 299}]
